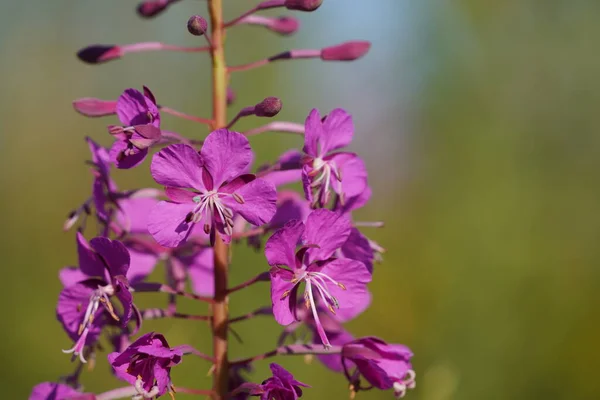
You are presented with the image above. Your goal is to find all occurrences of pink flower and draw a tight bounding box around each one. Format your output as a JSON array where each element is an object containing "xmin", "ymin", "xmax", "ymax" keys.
[{"xmin": 148, "ymin": 129, "xmax": 277, "ymax": 247}]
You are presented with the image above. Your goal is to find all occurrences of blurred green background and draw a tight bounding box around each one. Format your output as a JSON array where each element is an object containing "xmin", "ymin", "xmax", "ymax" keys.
[{"xmin": 1, "ymin": 0, "xmax": 599, "ymax": 399}]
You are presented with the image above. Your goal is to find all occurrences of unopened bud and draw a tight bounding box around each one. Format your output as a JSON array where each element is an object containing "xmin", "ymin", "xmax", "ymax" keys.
[
  {"xmin": 73, "ymin": 98, "xmax": 117, "ymax": 117},
  {"xmin": 227, "ymin": 87, "xmax": 236, "ymax": 106},
  {"xmin": 255, "ymin": 97, "xmax": 282, "ymax": 117},
  {"xmin": 137, "ymin": 0, "xmax": 169, "ymax": 18},
  {"xmin": 77, "ymin": 45, "xmax": 122, "ymax": 64},
  {"xmin": 270, "ymin": 16, "xmax": 300, "ymax": 35},
  {"xmin": 284, "ymin": 0, "xmax": 323, "ymax": 11},
  {"xmin": 320, "ymin": 41, "xmax": 371, "ymax": 61},
  {"xmin": 187, "ymin": 15, "xmax": 208, "ymax": 36}
]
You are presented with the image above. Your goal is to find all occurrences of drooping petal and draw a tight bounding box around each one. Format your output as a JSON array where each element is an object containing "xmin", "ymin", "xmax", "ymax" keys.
[
  {"xmin": 320, "ymin": 108, "xmax": 354, "ymax": 154},
  {"xmin": 268, "ymin": 191, "xmax": 311, "ymax": 230},
  {"xmin": 109, "ymin": 140, "xmax": 148, "ymax": 169},
  {"xmin": 338, "ymin": 186, "xmax": 372, "ymax": 215},
  {"xmin": 303, "ymin": 210, "xmax": 351, "ymax": 262},
  {"xmin": 302, "ymin": 108, "xmax": 324, "ymax": 157},
  {"xmin": 56, "ymin": 280, "xmax": 105, "ymax": 342},
  {"xmin": 107, "ymin": 352, "xmax": 137, "ymax": 386},
  {"xmin": 114, "ymin": 276, "xmax": 133, "ymax": 324},
  {"xmin": 92, "ymin": 176, "xmax": 109, "ymax": 223},
  {"xmin": 29, "ymin": 382, "xmax": 85, "ymax": 400},
  {"xmin": 147, "ymin": 201, "xmax": 195, "ymax": 248},
  {"xmin": 58, "ymin": 267, "xmax": 87, "ymax": 288},
  {"xmin": 265, "ymin": 220, "xmax": 305, "ymax": 267},
  {"xmin": 352, "ymin": 357, "xmax": 395, "ymax": 389},
  {"xmin": 315, "ymin": 324, "xmax": 354, "ymax": 373},
  {"xmin": 126, "ymin": 245, "xmax": 159, "ymax": 284},
  {"xmin": 201, "ymin": 129, "xmax": 253, "ymax": 187},
  {"xmin": 341, "ymin": 228, "xmax": 374, "ymax": 274},
  {"xmin": 86, "ymin": 137, "xmax": 111, "ymax": 179},
  {"xmin": 116, "ymin": 88, "xmax": 160, "ymax": 127},
  {"xmin": 90, "ymin": 237, "xmax": 131, "ymax": 278},
  {"xmin": 116, "ymin": 196, "xmax": 159, "ymax": 234},
  {"xmin": 270, "ymin": 268, "xmax": 297, "ymax": 326},
  {"xmin": 317, "ymin": 259, "xmax": 371, "ymax": 317},
  {"xmin": 151, "ymin": 144, "xmax": 205, "ymax": 191},
  {"xmin": 301, "ymin": 167, "xmax": 314, "ymax": 205},
  {"xmin": 327, "ymin": 152, "xmax": 368, "ymax": 200},
  {"xmin": 153, "ymin": 361, "xmax": 171, "ymax": 395},
  {"xmin": 177, "ymin": 247, "xmax": 214, "ymax": 296},
  {"xmin": 76, "ymin": 232, "xmax": 106, "ymax": 278},
  {"xmin": 221, "ymin": 178, "xmax": 277, "ymax": 227}
]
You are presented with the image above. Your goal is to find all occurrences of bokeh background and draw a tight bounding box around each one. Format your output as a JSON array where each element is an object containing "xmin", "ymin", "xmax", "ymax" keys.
[{"xmin": 1, "ymin": 0, "xmax": 599, "ymax": 399}]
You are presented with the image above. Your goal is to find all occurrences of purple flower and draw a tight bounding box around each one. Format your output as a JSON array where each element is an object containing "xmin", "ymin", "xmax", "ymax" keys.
[
  {"xmin": 233, "ymin": 363, "xmax": 309, "ymax": 400},
  {"xmin": 108, "ymin": 332, "xmax": 182, "ymax": 398},
  {"xmin": 58, "ymin": 234, "xmax": 134, "ymax": 362},
  {"xmin": 29, "ymin": 382, "xmax": 92, "ymax": 400},
  {"xmin": 147, "ymin": 129, "xmax": 277, "ymax": 247},
  {"xmin": 342, "ymin": 337, "xmax": 415, "ymax": 398},
  {"xmin": 109, "ymin": 87, "xmax": 161, "ymax": 169},
  {"xmin": 301, "ymin": 108, "xmax": 368, "ymax": 208},
  {"xmin": 266, "ymin": 209, "xmax": 371, "ymax": 347}
]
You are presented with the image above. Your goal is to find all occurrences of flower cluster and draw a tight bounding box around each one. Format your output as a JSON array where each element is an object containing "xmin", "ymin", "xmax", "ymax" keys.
[{"xmin": 31, "ymin": 2, "xmax": 415, "ymax": 400}]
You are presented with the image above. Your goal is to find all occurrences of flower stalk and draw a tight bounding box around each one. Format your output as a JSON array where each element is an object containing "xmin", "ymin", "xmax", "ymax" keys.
[{"xmin": 208, "ymin": 1, "xmax": 230, "ymax": 398}]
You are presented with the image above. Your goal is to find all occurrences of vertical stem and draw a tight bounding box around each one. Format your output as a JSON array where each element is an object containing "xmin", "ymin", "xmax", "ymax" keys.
[{"xmin": 208, "ymin": 1, "xmax": 229, "ymax": 399}]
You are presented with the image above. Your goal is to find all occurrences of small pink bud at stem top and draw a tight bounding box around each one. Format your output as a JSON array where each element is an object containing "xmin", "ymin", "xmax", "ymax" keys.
[
  {"xmin": 284, "ymin": 0, "xmax": 323, "ymax": 11},
  {"xmin": 77, "ymin": 45, "xmax": 122, "ymax": 64},
  {"xmin": 73, "ymin": 98, "xmax": 117, "ymax": 117},
  {"xmin": 187, "ymin": 15, "xmax": 208, "ymax": 36},
  {"xmin": 137, "ymin": 0, "xmax": 179, "ymax": 18},
  {"xmin": 254, "ymin": 97, "xmax": 282, "ymax": 117},
  {"xmin": 320, "ymin": 41, "xmax": 371, "ymax": 61}
]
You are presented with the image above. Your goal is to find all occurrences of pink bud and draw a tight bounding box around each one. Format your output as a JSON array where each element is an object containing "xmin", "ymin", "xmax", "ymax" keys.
[
  {"xmin": 73, "ymin": 98, "xmax": 117, "ymax": 117},
  {"xmin": 77, "ymin": 45, "xmax": 122, "ymax": 64},
  {"xmin": 270, "ymin": 16, "xmax": 300, "ymax": 35},
  {"xmin": 320, "ymin": 41, "xmax": 371, "ymax": 61},
  {"xmin": 227, "ymin": 87, "xmax": 236, "ymax": 106},
  {"xmin": 255, "ymin": 97, "xmax": 282, "ymax": 117},
  {"xmin": 187, "ymin": 15, "xmax": 208, "ymax": 36},
  {"xmin": 137, "ymin": 1, "xmax": 169, "ymax": 18},
  {"xmin": 284, "ymin": 0, "xmax": 323, "ymax": 11}
]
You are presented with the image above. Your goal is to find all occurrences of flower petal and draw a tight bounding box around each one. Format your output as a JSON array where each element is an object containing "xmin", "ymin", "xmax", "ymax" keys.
[
  {"xmin": 177, "ymin": 247, "xmax": 214, "ymax": 296},
  {"xmin": 147, "ymin": 201, "xmax": 195, "ymax": 248},
  {"xmin": 261, "ymin": 169, "xmax": 302, "ymax": 187},
  {"xmin": 320, "ymin": 108, "xmax": 354, "ymax": 153},
  {"xmin": 90, "ymin": 237, "xmax": 131, "ymax": 278},
  {"xmin": 29, "ymin": 382, "xmax": 84, "ymax": 400},
  {"xmin": 76, "ymin": 232, "xmax": 106, "ymax": 278},
  {"xmin": 201, "ymin": 129, "xmax": 253, "ymax": 187},
  {"xmin": 318, "ymin": 259, "xmax": 371, "ymax": 315},
  {"xmin": 302, "ymin": 108, "xmax": 324, "ymax": 157},
  {"xmin": 116, "ymin": 196, "xmax": 159, "ymax": 234},
  {"xmin": 303, "ymin": 210, "xmax": 351, "ymax": 262},
  {"xmin": 222, "ymin": 178, "xmax": 277, "ymax": 227},
  {"xmin": 151, "ymin": 144, "xmax": 205, "ymax": 190},
  {"xmin": 56, "ymin": 280, "xmax": 104, "ymax": 342},
  {"xmin": 125, "ymin": 245, "xmax": 158, "ymax": 284},
  {"xmin": 110, "ymin": 140, "xmax": 148, "ymax": 169},
  {"xmin": 59, "ymin": 267, "xmax": 87, "ymax": 288},
  {"xmin": 270, "ymin": 268, "xmax": 297, "ymax": 326},
  {"xmin": 117, "ymin": 88, "xmax": 160, "ymax": 127},
  {"xmin": 268, "ymin": 191, "xmax": 311, "ymax": 231},
  {"xmin": 341, "ymin": 228, "xmax": 374, "ymax": 274},
  {"xmin": 328, "ymin": 152, "xmax": 368, "ymax": 200},
  {"xmin": 265, "ymin": 220, "xmax": 305, "ymax": 267}
]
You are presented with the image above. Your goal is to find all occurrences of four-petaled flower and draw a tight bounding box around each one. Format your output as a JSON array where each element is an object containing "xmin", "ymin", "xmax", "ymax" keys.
[
  {"xmin": 301, "ymin": 108, "xmax": 368, "ymax": 208},
  {"xmin": 342, "ymin": 337, "xmax": 416, "ymax": 399},
  {"xmin": 148, "ymin": 129, "xmax": 277, "ymax": 247},
  {"xmin": 266, "ymin": 209, "xmax": 372, "ymax": 348},
  {"xmin": 57, "ymin": 234, "xmax": 134, "ymax": 363},
  {"xmin": 109, "ymin": 87, "xmax": 162, "ymax": 169},
  {"xmin": 232, "ymin": 363, "xmax": 309, "ymax": 400},
  {"xmin": 108, "ymin": 332, "xmax": 182, "ymax": 399}
]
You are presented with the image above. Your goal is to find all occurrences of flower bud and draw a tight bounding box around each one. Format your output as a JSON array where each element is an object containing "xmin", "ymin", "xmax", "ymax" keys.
[
  {"xmin": 73, "ymin": 98, "xmax": 117, "ymax": 117},
  {"xmin": 187, "ymin": 15, "xmax": 208, "ymax": 36},
  {"xmin": 137, "ymin": 1, "xmax": 169, "ymax": 18},
  {"xmin": 255, "ymin": 97, "xmax": 282, "ymax": 117},
  {"xmin": 320, "ymin": 41, "xmax": 371, "ymax": 61},
  {"xmin": 284, "ymin": 0, "xmax": 323, "ymax": 11},
  {"xmin": 77, "ymin": 45, "xmax": 122, "ymax": 64},
  {"xmin": 270, "ymin": 16, "xmax": 300, "ymax": 35}
]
